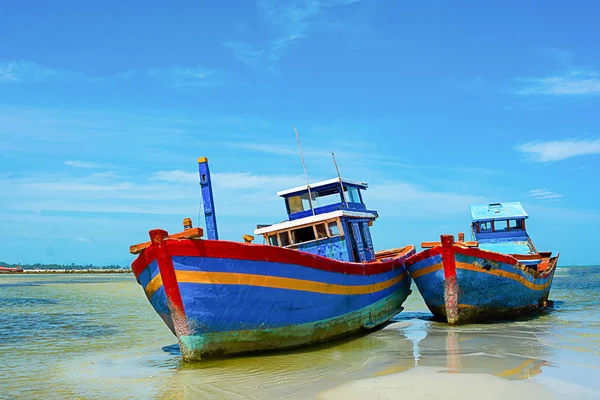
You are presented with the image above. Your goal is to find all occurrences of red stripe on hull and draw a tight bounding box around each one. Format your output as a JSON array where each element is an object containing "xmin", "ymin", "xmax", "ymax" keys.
[
  {"xmin": 149, "ymin": 229, "xmax": 190, "ymax": 336},
  {"xmin": 132, "ymin": 235, "xmax": 415, "ymax": 279},
  {"xmin": 453, "ymin": 244, "xmax": 519, "ymax": 265},
  {"xmin": 405, "ymin": 247, "xmax": 440, "ymax": 266},
  {"xmin": 131, "ymin": 245, "xmax": 155, "ymax": 277},
  {"xmin": 440, "ymin": 235, "xmax": 459, "ymax": 324}
]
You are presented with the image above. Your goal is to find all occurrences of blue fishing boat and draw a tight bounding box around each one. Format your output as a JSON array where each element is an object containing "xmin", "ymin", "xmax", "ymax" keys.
[
  {"xmin": 405, "ymin": 202, "xmax": 559, "ymax": 325},
  {"xmin": 130, "ymin": 157, "xmax": 415, "ymax": 361}
]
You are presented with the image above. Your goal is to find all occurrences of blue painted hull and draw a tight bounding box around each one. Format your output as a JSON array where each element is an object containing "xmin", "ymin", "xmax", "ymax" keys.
[
  {"xmin": 405, "ymin": 243, "xmax": 558, "ymax": 325},
  {"xmin": 133, "ymin": 237, "xmax": 414, "ymax": 361}
]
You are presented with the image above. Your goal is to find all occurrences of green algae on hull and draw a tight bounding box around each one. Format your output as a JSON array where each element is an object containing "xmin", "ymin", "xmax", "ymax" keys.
[{"xmin": 178, "ymin": 290, "xmax": 412, "ymax": 361}]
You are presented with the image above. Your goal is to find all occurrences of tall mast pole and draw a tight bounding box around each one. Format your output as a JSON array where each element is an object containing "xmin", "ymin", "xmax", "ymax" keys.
[{"xmin": 294, "ymin": 126, "xmax": 315, "ymax": 216}]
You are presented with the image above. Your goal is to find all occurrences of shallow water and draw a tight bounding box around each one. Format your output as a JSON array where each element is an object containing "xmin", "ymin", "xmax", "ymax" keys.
[{"xmin": 1, "ymin": 267, "xmax": 599, "ymax": 399}]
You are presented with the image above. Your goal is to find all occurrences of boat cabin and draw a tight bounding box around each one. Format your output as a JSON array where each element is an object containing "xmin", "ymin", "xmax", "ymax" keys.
[
  {"xmin": 470, "ymin": 202, "xmax": 540, "ymax": 266},
  {"xmin": 254, "ymin": 178, "xmax": 379, "ymax": 263}
]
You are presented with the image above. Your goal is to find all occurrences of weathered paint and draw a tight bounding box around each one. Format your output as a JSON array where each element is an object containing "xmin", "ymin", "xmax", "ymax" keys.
[
  {"xmin": 296, "ymin": 236, "xmax": 350, "ymax": 261},
  {"xmin": 132, "ymin": 232, "xmax": 415, "ymax": 361},
  {"xmin": 405, "ymin": 234, "xmax": 558, "ymax": 325}
]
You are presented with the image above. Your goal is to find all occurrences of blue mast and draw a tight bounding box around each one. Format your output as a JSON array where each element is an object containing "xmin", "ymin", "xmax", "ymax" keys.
[{"xmin": 198, "ymin": 157, "xmax": 219, "ymax": 240}]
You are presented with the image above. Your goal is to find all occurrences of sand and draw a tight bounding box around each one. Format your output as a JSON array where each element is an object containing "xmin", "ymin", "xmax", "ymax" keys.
[{"xmin": 318, "ymin": 366, "xmax": 557, "ymax": 400}]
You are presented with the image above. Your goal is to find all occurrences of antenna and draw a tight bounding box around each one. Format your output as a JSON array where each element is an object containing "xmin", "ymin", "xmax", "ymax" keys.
[
  {"xmin": 332, "ymin": 152, "xmax": 348, "ymax": 207},
  {"xmin": 294, "ymin": 126, "xmax": 315, "ymax": 215}
]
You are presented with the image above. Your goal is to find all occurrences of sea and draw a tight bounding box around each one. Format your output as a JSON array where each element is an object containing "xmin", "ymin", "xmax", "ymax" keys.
[{"xmin": 1, "ymin": 266, "xmax": 599, "ymax": 399}]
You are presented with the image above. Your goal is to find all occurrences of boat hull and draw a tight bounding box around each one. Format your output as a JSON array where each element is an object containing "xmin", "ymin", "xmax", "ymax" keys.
[
  {"xmin": 132, "ymin": 229, "xmax": 414, "ymax": 361},
  {"xmin": 405, "ymin": 236, "xmax": 558, "ymax": 325}
]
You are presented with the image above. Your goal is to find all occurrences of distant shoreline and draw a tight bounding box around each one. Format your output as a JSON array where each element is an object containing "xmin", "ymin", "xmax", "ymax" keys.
[{"xmin": 3, "ymin": 269, "xmax": 133, "ymax": 274}]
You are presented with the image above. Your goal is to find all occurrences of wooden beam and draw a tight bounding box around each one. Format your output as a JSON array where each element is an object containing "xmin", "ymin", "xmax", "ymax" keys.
[
  {"xmin": 130, "ymin": 228, "xmax": 204, "ymax": 255},
  {"xmin": 421, "ymin": 240, "xmax": 478, "ymax": 249}
]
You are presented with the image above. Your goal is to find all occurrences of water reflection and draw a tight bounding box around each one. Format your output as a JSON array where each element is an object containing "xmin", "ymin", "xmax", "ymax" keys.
[
  {"xmin": 156, "ymin": 324, "xmax": 416, "ymax": 399},
  {"xmin": 415, "ymin": 324, "xmax": 553, "ymax": 380}
]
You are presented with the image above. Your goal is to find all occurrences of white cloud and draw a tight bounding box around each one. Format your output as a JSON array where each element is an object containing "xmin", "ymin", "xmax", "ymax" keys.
[
  {"xmin": 515, "ymin": 138, "xmax": 600, "ymax": 162},
  {"xmin": 74, "ymin": 237, "xmax": 91, "ymax": 243},
  {"xmin": 150, "ymin": 170, "xmax": 305, "ymax": 190},
  {"xmin": 0, "ymin": 60, "xmax": 141, "ymax": 84},
  {"xmin": 0, "ymin": 60, "xmax": 60, "ymax": 83},
  {"xmin": 528, "ymin": 189, "xmax": 563, "ymax": 200},
  {"xmin": 225, "ymin": 0, "xmax": 362, "ymax": 68},
  {"xmin": 229, "ymin": 142, "xmax": 301, "ymax": 156},
  {"xmin": 366, "ymin": 181, "xmax": 487, "ymax": 217},
  {"xmin": 517, "ymin": 70, "xmax": 600, "ymax": 96},
  {"xmin": 65, "ymin": 160, "xmax": 102, "ymax": 168},
  {"xmin": 147, "ymin": 66, "xmax": 227, "ymax": 86}
]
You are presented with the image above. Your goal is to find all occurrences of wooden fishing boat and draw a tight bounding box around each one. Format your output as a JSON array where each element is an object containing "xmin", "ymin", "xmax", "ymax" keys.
[
  {"xmin": 405, "ymin": 202, "xmax": 558, "ymax": 325},
  {"xmin": 0, "ymin": 265, "xmax": 24, "ymax": 273},
  {"xmin": 130, "ymin": 157, "xmax": 414, "ymax": 361}
]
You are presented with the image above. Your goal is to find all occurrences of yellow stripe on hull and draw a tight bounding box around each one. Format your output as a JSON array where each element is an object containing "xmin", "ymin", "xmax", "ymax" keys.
[
  {"xmin": 410, "ymin": 262, "xmax": 442, "ymax": 279},
  {"xmin": 456, "ymin": 262, "xmax": 552, "ymax": 291},
  {"xmin": 145, "ymin": 270, "xmax": 407, "ymax": 298}
]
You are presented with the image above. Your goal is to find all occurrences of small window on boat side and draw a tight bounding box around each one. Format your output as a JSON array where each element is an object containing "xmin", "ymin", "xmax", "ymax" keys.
[
  {"xmin": 345, "ymin": 186, "xmax": 362, "ymax": 204},
  {"xmin": 268, "ymin": 235, "xmax": 278, "ymax": 246},
  {"xmin": 480, "ymin": 222, "xmax": 492, "ymax": 232},
  {"xmin": 493, "ymin": 220, "xmax": 508, "ymax": 231},
  {"xmin": 291, "ymin": 226, "xmax": 316, "ymax": 244},
  {"xmin": 278, "ymin": 231, "xmax": 291, "ymax": 247},
  {"xmin": 328, "ymin": 221, "xmax": 340, "ymax": 236},
  {"xmin": 287, "ymin": 196, "xmax": 304, "ymax": 213},
  {"xmin": 315, "ymin": 223, "xmax": 328, "ymax": 238},
  {"xmin": 509, "ymin": 219, "xmax": 523, "ymax": 230}
]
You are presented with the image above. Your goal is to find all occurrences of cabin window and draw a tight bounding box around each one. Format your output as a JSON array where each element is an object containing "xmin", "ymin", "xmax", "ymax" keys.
[
  {"xmin": 291, "ymin": 226, "xmax": 316, "ymax": 244},
  {"xmin": 268, "ymin": 235, "xmax": 278, "ymax": 246},
  {"xmin": 345, "ymin": 186, "xmax": 362, "ymax": 203},
  {"xmin": 328, "ymin": 221, "xmax": 340, "ymax": 236},
  {"xmin": 493, "ymin": 220, "xmax": 508, "ymax": 231},
  {"xmin": 480, "ymin": 222, "xmax": 492, "ymax": 232},
  {"xmin": 508, "ymin": 219, "xmax": 523, "ymax": 230},
  {"xmin": 311, "ymin": 187, "xmax": 341, "ymax": 207},
  {"xmin": 315, "ymin": 223, "xmax": 328, "ymax": 238},
  {"xmin": 287, "ymin": 193, "xmax": 314, "ymax": 213},
  {"xmin": 278, "ymin": 231, "xmax": 291, "ymax": 247}
]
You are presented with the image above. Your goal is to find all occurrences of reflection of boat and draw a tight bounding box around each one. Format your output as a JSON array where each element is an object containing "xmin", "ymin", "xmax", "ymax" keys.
[
  {"xmin": 156, "ymin": 325, "xmax": 416, "ymax": 399},
  {"xmin": 0, "ymin": 265, "xmax": 23, "ymax": 273},
  {"xmin": 416, "ymin": 325, "xmax": 551, "ymax": 380},
  {"xmin": 130, "ymin": 157, "xmax": 414, "ymax": 362},
  {"xmin": 406, "ymin": 202, "xmax": 559, "ymax": 325}
]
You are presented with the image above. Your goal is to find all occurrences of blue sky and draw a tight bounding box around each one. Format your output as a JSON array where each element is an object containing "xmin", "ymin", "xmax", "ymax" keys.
[{"xmin": 1, "ymin": 1, "xmax": 599, "ymax": 266}]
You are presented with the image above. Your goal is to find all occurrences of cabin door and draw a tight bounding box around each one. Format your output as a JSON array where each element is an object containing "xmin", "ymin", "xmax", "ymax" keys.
[{"xmin": 349, "ymin": 221, "xmax": 369, "ymax": 262}]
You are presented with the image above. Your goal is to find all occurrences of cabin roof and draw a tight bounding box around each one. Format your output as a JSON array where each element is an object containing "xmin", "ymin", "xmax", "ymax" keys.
[
  {"xmin": 254, "ymin": 210, "xmax": 377, "ymax": 235},
  {"xmin": 470, "ymin": 202, "xmax": 528, "ymax": 222},
  {"xmin": 277, "ymin": 178, "xmax": 368, "ymax": 197}
]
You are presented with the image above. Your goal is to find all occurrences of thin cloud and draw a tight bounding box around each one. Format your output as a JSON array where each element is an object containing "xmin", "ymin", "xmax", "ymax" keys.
[
  {"xmin": 65, "ymin": 160, "xmax": 102, "ymax": 169},
  {"xmin": 147, "ymin": 66, "xmax": 228, "ymax": 86},
  {"xmin": 0, "ymin": 60, "xmax": 65, "ymax": 83},
  {"xmin": 528, "ymin": 189, "xmax": 563, "ymax": 200},
  {"xmin": 515, "ymin": 138, "xmax": 600, "ymax": 162},
  {"xmin": 517, "ymin": 70, "xmax": 600, "ymax": 96},
  {"xmin": 229, "ymin": 142, "xmax": 300, "ymax": 156},
  {"xmin": 225, "ymin": 0, "xmax": 362, "ymax": 68},
  {"xmin": 367, "ymin": 180, "xmax": 487, "ymax": 217},
  {"xmin": 0, "ymin": 60, "xmax": 138, "ymax": 84},
  {"xmin": 150, "ymin": 170, "xmax": 305, "ymax": 190}
]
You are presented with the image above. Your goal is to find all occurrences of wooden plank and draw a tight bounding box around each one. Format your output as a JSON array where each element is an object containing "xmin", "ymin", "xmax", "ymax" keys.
[
  {"xmin": 130, "ymin": 228, "xmax": 204, "ymax": 255},
  {"xmin": 421, "ymin": 241, "xmax": 478, "ymax": 249}
]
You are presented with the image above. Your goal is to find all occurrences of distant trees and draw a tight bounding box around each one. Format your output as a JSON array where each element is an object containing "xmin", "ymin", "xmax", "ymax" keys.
[{"xmin": 0, "ymin": 261, "xmax": 128, "ymax": 270}]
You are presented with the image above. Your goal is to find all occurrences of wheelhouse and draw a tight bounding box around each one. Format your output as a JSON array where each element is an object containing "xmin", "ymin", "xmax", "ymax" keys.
[
  {"xmin": 469, "ymin": 202, "xmax": 541, "ymax": 266},
  {"xmin": 470, "ymin": 202, "xmax": 528, "ymax": 240},
  {"xmin": 254, "ymin": 178, "xmax": 379, "ymax": 263}
]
